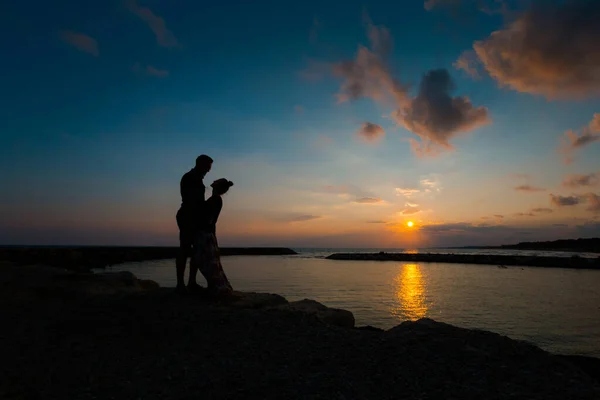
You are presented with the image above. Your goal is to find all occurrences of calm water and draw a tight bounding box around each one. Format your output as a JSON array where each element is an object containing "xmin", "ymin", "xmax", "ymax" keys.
[{"xmin": 100, "ymin": 248, "xmax": 600, "ymax": 357}]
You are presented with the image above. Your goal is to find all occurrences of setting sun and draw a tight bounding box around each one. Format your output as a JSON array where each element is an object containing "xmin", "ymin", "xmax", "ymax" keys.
[{"xmin": 407, "ymin": 221, "xmax": 414, "ymax": 228}]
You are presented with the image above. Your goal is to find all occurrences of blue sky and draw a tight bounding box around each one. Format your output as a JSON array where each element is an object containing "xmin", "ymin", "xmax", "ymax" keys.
[{"xmin": 1, "ymin": 0, "xmax": 599, "ymax": 247}]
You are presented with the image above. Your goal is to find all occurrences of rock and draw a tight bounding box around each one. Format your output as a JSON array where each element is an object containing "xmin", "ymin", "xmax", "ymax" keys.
[
  {"xmin": 355, "ymin": 325, "xmax": 384, "ymax": 332},
  {"xmin": 274, "ymin": 299, "xmax": 356, "ymax": 328},
  {"xmin": 225, "ymin": 291, "xmax": 289, "ymax": 309},
  {"xmin": 557, "ymin": 355, "xmax": 600, "ymax": 383}
]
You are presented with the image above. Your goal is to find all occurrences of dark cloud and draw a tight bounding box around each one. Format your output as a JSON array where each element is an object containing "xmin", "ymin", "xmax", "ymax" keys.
[
  {"xmin": 424, "ymin": 0, "xmax": 507, "ymax": 14},
  {"xmin": 457, "ymin": 1, "xmax": 600, "ymax": 99},
  {"xmin": 531, "ymin": 208, "xmax": 553, "ymax": 214},
  {"xmin": 515, "ymin": 185, "xmax": 545, "ymax": 192},
  {"xmin": 354, "ymin": 197, "xmax": 383, "ymax": 204},
  {"xmin": 560, "ymin": 114, "xmax": 600, "ymax": 164},
  {"xmin": 393, "ymin": 69, "xmax": 490, "ymax": 156},
  {"xmin": 366, "ymin": 220, "xmax": 387, "ymax": 224},
  {"xmin": 357, "ymin": 122, "xmax": 385, "ymax": 143},
  {"xmin": 513, "ymin": 212, "xmax": 535, "ymax": 217},
  {"xmin": 550, "ymin": 194, "xmax": 582, "ymax": 207},
  {"xmin": 494, "ymin": 214, "xmax": 504, "ymax": 219},
  {"xmin": 126, "ymin": 0, "xmax": 180, "ymax": 48},
  {"xmin": 133, "ymin": 63, "xmax": 169, "ymax": 77},
  {"xmin": 333, "ymin": 23, "xmax": 489, "ymax": 156},
  {"xmin": 61, "ymin": 31, "xmax": 99, "ymax": 57},
  {"xmin": 562, "ymin": 172, "xmax": 598, "ymax": 188},
  {"xmin": 585, "ymin": 193, "xmax": 600, "ymax": 213}
]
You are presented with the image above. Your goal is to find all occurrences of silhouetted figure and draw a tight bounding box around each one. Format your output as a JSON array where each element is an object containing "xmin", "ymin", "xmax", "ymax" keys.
[
  {"xmin": 175, "ymin": 155, "xmax": 213, "ymax": 292},
  {"xmin": 192, "ymin": 178, "xmax": 234, "ymax": 295}
]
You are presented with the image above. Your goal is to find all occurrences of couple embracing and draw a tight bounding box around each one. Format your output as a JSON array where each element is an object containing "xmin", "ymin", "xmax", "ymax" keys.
[{"xmin": 175, "ymin": 155, "xmax": 234, "ymax": 295}]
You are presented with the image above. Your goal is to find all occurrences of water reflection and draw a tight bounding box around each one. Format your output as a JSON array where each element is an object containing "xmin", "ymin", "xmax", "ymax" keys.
[{"xmin": 392, "ymin": 263, "xmax": 428, "ymax": 321}]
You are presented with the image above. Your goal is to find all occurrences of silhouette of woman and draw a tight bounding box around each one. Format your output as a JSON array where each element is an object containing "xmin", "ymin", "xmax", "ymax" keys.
[{"xmin": 192, "ymin": 178, "xmax": 234, "ymax": 294}]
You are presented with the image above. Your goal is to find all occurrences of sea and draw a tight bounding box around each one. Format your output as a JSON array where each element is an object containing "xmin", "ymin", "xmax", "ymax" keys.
[{"xmin": 97, "ymin": 248, "xmax": 600, "ymax": 358}]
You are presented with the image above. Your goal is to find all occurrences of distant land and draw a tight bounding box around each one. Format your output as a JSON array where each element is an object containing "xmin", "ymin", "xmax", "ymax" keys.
[
  {"xmin": 456, "ymin": 238, "xmax": 600, "ymax": 254},
  {"xmin": 0, "ymin": 246, "xmax": 297, "ymax": 271}
]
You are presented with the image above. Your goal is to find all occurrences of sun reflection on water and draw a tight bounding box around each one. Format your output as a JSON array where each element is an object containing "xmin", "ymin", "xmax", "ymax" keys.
[{"xmin": 392, "ymin": 263, "xmax": 428, "ymax": 321}]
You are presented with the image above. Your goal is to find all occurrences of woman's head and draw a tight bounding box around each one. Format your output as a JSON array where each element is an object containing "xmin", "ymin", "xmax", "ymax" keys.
[{"xmin": 211, "ymin": 178, "xmax": 234, "ymax": 195}]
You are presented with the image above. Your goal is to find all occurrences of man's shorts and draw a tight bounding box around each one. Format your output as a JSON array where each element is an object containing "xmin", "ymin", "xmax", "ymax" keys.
[{"xmin": 176, "ymin": 209, "xmax": 195, "ymax": 255}]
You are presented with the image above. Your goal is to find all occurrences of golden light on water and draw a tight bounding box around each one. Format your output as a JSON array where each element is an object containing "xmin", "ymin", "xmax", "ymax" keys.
[{"xmin": 392, "ymin": 263, "xmax": 428, "ymax": 321}]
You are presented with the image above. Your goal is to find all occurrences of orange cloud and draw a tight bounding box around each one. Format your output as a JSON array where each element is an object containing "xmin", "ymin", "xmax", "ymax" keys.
[
  {"xmin": 562, "ymin": 173, "xmax": 598, "ymax": 188},
  {"xmin": 61, "ymin": 31, "xmax": 99, "ymax": 56},
  {"xmin": 458, "ymin": 2, "xmax": 600, "ymax": 99},
  {"xmin": 559, "ymin": 114, "xmax": 600, "ymax": 164},
  {"xmin": 357, "ymin": 122, "xmax": 385, "ymax": 143},
  {"xmin": 126, "ymin": 0, "xmax": 179, "ymax": 47},
  {"xmin": 514, "ymin": 185, "xmax": 545, "ymax": 193},
  {"xmin": 354, "ymin": 197, "xmax": 383, "ymax": 204},
  {"xmin": 531, "ymin": 208, "xmax": 553, "ymax": 214}
]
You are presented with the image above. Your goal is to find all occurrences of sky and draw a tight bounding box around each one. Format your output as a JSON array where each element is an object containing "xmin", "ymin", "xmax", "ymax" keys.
[{"xmin": 1, "ymin": 0, "xmax": 600, "ymax": 248}]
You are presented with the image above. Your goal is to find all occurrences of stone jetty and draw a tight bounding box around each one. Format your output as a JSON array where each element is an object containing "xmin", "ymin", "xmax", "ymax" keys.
[{"xmin": 326, "ymin": 252, "xmax": 600, "ymax": 269}]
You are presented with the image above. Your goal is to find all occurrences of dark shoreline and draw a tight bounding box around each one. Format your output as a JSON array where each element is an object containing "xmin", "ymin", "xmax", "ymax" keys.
[
  {"xmin": 1, "ymin": 263, "xmax": 600, "ymax": 399},
  {"xmin": 326, "ymin": 252, "xmax": 600, "ymax": 269},
  {"xmin": 0, "ymin": 246, "xmax": 297, "ymax": 271}
]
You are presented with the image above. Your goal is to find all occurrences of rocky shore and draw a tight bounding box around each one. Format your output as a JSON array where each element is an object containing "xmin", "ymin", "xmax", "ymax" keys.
[
  {"xmin": 1, "ymin": 263, "xmax": 600, "ymax": 399},
  {"xmin": 0, "ymin": 246, "xmax": 297, "ymax": 271},
  {"xmin": 327, "ymin": 252, "xmax": 600, "ymax": 269}
]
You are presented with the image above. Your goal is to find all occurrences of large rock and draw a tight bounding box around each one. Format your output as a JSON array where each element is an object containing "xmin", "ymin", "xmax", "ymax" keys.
[
  {"xmin": 223, "ymin": 291, "xmax": 289, "ymax": 309},
  {"xmin": 274, "ymin": 299, "xmax": 356, "ymax": 328}
]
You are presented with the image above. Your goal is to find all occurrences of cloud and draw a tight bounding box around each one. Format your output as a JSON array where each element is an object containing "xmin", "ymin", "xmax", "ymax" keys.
[
  {"xmin": 550, "ymin": 194, "xmax": 582, "ymax": 207},
  {"xmin": 514, "ymin": 212, "xmax": 536, "ymax": 217},
  {"xmin": 424, "ymin": 0, "xmax": 507, "ymax": 15},
  {"xmin": 420, "ymin": 175, "xmax": 442, "ymax": 193},
  {"xmin": 509, "ymin": 173, "xmax": 530, "ymax": 180},
  {"xmin": 357, "ymin": 122, "xmax": 385, "ymax": 143},
  {"xmin": 354, "ymin": 197, "xmax": 383, "ymax": 204},
  {"xmin": 61, "ymin": 31, "xmax": 99, "ymax": 56},
  {"xmin": 393, "ymin": 69, "xmax": 490, "ymax": 156},
  {"xmin": 126, "ymin": 0, "xmax": 180, "ymax": 47},
  {"xmin": 562, "ymin": 173, "xmax": 598, "ymax": 188},
  {"xmin": 514, "ymin": 185, "xmax": 545, "ymax": 193},
  {"xmin": 531, "ymin": 208, "xmax": 553, "ymax": 214},
  {"xmin": 559, "ymin": 114, "xmax": 600, "ymax": 164},
  {"xmin": 494, "ymin": 214, "xmax": 504, "ymax": 219},
  {"xmin": 133, "ymin": 63, "xmax": 169, "ymax": 77},
  {"xmin": 585, "ymin": 193, "xmax": 600, "ymax": 213},
  {"xmin": 312, "ymin": 135, "xmax": 334, "ymax": 148},
  {"xmin": 283, "ymin": 214, "xmax": 323, "ymax": 222},
  {"xmin": 366, "ymin": 220, "xmax": 387, "ymax": 224},
  {"xmin": 395, "ymin": 188, "xmax": 420, "ymax": 197},
  {"xmin": 319, "ymin": 185, "xmax": 382, "ymax": 204},
  {"xmin": 333, "ymin": 23, "xmax": 489, "ymax": 156},
  {"xmin": 457, "ymin": 1, "xmax": 600, "ymax": 99},
  {"xmin": 401, "ymin": 207, "xmax": 421, "ymax": 215}
]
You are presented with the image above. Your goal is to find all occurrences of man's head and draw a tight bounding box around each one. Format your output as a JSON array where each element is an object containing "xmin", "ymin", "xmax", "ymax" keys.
[{"xmin": 195, "ymin": 154, "xmax": 213, "ymax": 177}]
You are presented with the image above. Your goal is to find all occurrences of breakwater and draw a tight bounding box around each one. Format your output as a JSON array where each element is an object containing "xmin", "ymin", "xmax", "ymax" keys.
[
  {"xmin": 326, "ymin": 252, "xmax": 600, "ymax": 269},
  {"xmin": 0, "ymin": 246, "xmax": 297, "ymax": 271}
]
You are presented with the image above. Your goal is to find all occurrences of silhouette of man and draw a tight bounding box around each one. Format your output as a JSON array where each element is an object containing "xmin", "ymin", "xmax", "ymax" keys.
[{"xmin": 175, "ymin": 154, "xmax": 213, "ymax": 292}]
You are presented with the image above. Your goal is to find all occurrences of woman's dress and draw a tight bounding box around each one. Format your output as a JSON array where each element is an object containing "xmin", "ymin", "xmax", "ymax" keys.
[{"xmin": 193, "ymin": 196, "xmax": 232, "ymax": 294}]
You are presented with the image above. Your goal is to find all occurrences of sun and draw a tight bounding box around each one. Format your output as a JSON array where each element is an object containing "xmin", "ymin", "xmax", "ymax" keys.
[{"xmin": 407, "ymin": 221, "xmax": 414, "ymax": 228}]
